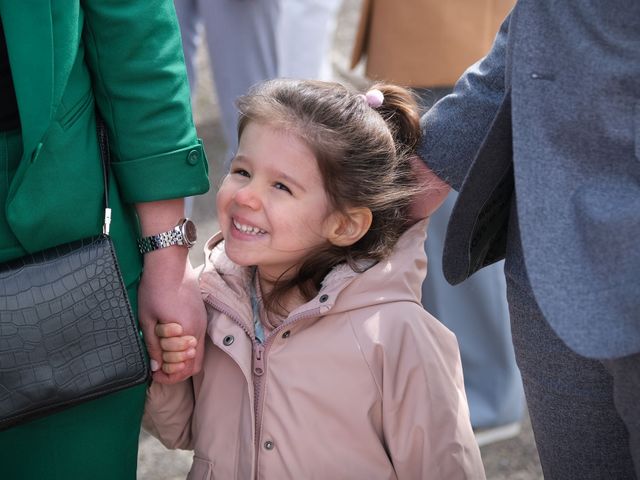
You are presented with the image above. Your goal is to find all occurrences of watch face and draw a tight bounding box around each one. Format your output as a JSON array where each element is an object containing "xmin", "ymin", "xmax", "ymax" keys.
[{"xmin": 182, "ymin": 219, "xmax": 197, "ymax": 244}]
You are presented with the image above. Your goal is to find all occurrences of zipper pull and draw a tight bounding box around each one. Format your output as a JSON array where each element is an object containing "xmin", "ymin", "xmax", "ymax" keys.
[{"xmin": 253, "ymin": 344, "xmax": 265, "ymax": 376}]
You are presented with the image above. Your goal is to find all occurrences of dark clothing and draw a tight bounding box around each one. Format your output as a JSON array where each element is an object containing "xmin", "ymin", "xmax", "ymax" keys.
[
  {"xmin": 0, "ymin": 20, "xmax": 19, "ymax": 131},
  {"xmin": 418, "ymin": 0, "xmax": 640, "ymax": 476}
]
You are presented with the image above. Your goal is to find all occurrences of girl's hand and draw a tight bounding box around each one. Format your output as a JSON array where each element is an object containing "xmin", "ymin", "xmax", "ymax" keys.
[{"xmin": 155, "ymin": 323, "xmax": 198, "ymax": 376}]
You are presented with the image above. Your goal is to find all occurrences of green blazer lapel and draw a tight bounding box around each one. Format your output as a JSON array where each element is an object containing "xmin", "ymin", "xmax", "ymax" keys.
[{"xmin": 0, "ymin": 0, "xmax": 53, "ymax": 157}]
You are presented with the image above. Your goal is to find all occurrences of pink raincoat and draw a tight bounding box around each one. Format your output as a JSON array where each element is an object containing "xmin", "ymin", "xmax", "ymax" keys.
[{"xmin": 143, "ymin": 220, "xmax": 485, "ymax": 479}]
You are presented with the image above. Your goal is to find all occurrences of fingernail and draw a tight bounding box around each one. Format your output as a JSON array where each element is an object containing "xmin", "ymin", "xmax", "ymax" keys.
[
  {"xmin": 150, "ymin": 359, "xmax": 159, "ymax": 372},
  {"xmin": 187, "ymin": 348, "xmax": 196, "ymax": 358},
  {"xmin": 189, "ymin": 337, "xmax": 197, "ymax": 347}
]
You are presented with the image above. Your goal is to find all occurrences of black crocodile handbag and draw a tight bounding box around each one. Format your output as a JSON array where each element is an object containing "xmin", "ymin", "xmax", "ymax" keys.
[{"xmin": 0, "ymin": 118, "xmax": 149, "ymax": 431}]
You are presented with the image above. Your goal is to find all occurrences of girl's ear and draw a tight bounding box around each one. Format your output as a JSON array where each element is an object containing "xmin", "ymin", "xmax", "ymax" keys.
[{"xmin": 326, "ymin": 207, "xmax": 373, "ymax": 247}]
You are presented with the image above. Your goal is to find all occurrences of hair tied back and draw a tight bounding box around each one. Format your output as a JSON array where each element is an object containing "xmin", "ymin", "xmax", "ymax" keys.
[{"xmin": 360, "ymin": 89, "xmax": 384, "ymax": 109}]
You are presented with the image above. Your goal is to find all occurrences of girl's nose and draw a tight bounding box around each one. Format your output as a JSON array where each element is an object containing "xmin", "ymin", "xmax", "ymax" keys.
[{"xmin": 233, "ymin": 183, "xmax": 261, "ymax": 210}]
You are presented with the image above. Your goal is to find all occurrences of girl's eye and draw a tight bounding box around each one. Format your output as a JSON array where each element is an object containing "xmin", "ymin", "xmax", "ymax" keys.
[
  {"xmin": 274, "ymin": 182, "xmax": 292, "ymax": 194},
  {"xmin": 232, "ymin": 168, "xmax": 250, "ymax": 178}
]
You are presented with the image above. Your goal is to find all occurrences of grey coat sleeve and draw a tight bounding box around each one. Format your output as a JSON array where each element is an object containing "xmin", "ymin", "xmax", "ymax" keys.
[{"xmin": 417, "ymin": 13, "xmax": 512, "ymax": 191}]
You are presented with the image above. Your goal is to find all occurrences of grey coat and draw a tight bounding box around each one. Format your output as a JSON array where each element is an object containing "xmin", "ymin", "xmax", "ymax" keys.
[{"xmin": 418, "ymin": 0, "xmax": 640, "ymax": 359}]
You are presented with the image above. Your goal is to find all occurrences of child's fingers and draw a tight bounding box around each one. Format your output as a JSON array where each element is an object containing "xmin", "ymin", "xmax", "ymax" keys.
[
  {"xmin": 154, "ymin": 325, "xmax": 197, "ymax": 377},
  {"xmin": 155, "ymin": 322, "xmax": 184, "ymax": 338},
  {"xmin": 159, "ymin": 335, "xmax": 197, "ymax": 352},
  {"xmin": 162, "ymin": 361, "xmax": 186, "ymax": 375},
  {"xmin": 162, "ymin": 348, "xmax": 196, "ymax": 364}
]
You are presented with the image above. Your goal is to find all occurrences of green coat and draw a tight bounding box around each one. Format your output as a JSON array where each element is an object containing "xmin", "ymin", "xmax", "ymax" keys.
[
  {"xmin": 0, "ymin": 0, "xmax": 209, "ymax": 477},
  {"xmin": 0, "ymin": 0, "xmax": 209, "ymax": 281}
]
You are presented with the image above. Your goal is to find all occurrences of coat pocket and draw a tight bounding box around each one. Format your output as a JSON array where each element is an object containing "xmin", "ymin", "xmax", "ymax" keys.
[
  {"xmin": 58, "ymin": 89, "xmax": 93, "ymax": 130},
  {"xmin": 187, "ymin": 456, "xmax": 215, "ymax": 480}
]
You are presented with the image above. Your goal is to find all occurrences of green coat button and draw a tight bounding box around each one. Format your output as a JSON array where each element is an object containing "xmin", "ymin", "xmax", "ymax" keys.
[{"xmin": 187, "ymin": 149, "xmax": 200, "ymax": 165}]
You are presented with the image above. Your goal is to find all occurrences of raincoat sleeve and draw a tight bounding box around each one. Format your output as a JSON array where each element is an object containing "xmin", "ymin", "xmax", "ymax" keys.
[
  {"xmin": 380, "ymin": 306, "xmax": 486, "ymax": 479},
  {"xmin": 143, "ymin": 380, "xmax": 196, "ymax": 450}
]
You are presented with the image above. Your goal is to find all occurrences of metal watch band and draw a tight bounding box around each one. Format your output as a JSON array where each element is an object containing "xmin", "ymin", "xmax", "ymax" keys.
[
  {"xmin": 137, "ymin": 228, "xmax": 184, "ymax": 254},
  {"xmin": 137, "ymin": 218, "xmax": 196, "ymax": 254}
]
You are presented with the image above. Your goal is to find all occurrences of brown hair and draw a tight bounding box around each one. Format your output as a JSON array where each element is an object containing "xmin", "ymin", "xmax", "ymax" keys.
[{"xmin": 235, "ymin": 79, "xmax": 422, "ymax": 312}]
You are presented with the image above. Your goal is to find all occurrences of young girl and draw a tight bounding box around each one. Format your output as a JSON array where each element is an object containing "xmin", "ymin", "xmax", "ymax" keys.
[{"xmin": 143, "ymin": 79, "xmax": 484, "ymax": 479}]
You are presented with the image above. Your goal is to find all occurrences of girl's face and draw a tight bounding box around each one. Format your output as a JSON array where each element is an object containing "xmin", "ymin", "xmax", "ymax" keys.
[{"xmin": 216, "ymin": 121, "xmax": 338, "ymax": 281}]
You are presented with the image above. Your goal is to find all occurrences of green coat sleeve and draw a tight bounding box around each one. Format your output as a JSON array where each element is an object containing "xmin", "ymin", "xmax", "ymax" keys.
[{"xmin": 81, "ymin": 0, "xmax": 209, "ymax": 203}]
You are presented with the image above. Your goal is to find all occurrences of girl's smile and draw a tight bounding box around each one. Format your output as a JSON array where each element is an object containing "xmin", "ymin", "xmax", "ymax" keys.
[{"xmin": 231, "ymin": 218, "xmax": 267, "ymax": 237}]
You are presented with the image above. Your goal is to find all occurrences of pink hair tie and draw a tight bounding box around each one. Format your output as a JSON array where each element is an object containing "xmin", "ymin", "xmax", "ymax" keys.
[{"xmin": 360, "ymin": 89, "xmax": 384, "ymax": 108}]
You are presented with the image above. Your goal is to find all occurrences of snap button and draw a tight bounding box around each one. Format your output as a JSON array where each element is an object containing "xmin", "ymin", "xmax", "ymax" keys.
[
  {"xmin": 530, "ymin": 72, "xmax": 541, "ymax": 79},
  {"xmin": 187, "ymin": 149, "xmax": 200, "ymax": 165},
  {"xmin": 319, "ymin": 294, "xmax": 329, "ymax": 303},
  {"xmin": 264, "ymin": 440, "xmax": 274, "ymax": 450},
  {"xmin": 282, "ymin": 330, "xmax": 291, "ymax": 339},
  {"xmin": 223, "ymin": 335, "xmax": 234, "ymax": 346}
]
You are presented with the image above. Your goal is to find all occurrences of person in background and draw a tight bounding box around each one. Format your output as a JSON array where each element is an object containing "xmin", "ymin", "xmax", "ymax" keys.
[
  {"xmin": 173, "ymin": 0, "xmax": 279, "ymax": 164},
  {"xmin": 351, "ymin": 0, "xmax": 524, "ymax": 445},
  {"xmin": 0, "ymin": 1, "xmax": 209, "ymax": 478},
  {"xmin": 143, "ymin": 79, "xmax": 484, "ymax": 479},
  {"xmin": 174, "ymin": 0, "xmax": 343, "ymax": 161},
  {"xmin": 277, "ymin": 0, "xmax": 343, "ymax": 81},
  {"xmin": 416, "ymin": 1, "xmax": 640, "ymax": 477}
]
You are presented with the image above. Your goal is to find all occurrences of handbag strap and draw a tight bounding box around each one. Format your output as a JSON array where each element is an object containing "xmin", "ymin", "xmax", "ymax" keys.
[{"xmin": 96, "ymin": 115, "xmax": 112, "ymax": 235}]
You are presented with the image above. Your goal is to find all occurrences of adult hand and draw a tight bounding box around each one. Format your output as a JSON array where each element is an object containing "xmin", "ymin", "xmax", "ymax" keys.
[
  {"xmin": 409, "ymin": 155, "xmax": 451, "ymax": 221},
  {"xmin": 137, "ymin": 247, "xmax": 206, "ymax": 384},
  {"xmin": 135, "ymin": 198, "xmax": 206, "ymax": 384}
]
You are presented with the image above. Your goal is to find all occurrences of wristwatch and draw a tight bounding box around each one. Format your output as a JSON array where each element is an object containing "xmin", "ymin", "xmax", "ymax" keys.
[{"xmin": 137, "ymin": 218, "xmax": 197, "ymax": 254}]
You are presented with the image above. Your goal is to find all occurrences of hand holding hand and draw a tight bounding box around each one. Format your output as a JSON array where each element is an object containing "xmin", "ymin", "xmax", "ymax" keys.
[
  {"xmin": 155, "ymin": 323, "xmax": 198, "ymax": 375},
  {"xmin": 137, "ymin": 248, "xmax": 206, "ymax": 384}
]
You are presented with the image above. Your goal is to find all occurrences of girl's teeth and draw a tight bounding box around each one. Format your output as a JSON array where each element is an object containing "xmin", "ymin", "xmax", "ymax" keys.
[{"xmin": 234, "ymin": 220, "xmax": 265, "ymax": 235}]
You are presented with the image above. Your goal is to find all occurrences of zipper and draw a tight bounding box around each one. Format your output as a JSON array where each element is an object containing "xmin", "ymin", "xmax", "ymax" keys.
[
  {"xmin": 204, "ymin": 295, "xmax": 255, "ymax": 342},
  {"xmin": 205, "ymin": 293, "xmax": 325, "ymax": 478},
  {"xmin": 251, "ymin": 306, "xmax": 324, "ymax": 476},
  {"xmin": 267, "ymin": 306, "xmax": 324, "ymax": 340},
  {"xmin": 203, "ymin": 294, "xmax": 270, "ymax": 474},
  {"xmin": 253, "ymin": 344, "xmax": 265, "ymax": 376}
]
